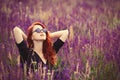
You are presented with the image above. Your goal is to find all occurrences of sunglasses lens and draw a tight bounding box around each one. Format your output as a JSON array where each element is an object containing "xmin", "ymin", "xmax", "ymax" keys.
[
  {"xmin": 43, "ymin": 29, "xmax": 47, "ymax": 33},
  {"xmin": 35, "ymin": 28, "xmax": 41, "ymax": 33}
]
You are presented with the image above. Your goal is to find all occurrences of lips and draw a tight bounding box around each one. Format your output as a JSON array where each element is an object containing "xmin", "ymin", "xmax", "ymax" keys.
[{"xmin": 40, "ymin": 34, "xmax": 44, "ymax": 36}]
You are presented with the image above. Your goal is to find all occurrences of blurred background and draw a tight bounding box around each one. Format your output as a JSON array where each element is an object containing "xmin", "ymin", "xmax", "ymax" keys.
[{"xmin": 0, "ymin": 0, "xmax": 120, "ymax": 80}]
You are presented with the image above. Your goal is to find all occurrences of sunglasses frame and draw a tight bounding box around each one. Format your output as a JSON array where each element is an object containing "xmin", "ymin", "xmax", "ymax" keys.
[{"xmin": 33, "ymin": 28, "xmax": 47, "ymax": 33}]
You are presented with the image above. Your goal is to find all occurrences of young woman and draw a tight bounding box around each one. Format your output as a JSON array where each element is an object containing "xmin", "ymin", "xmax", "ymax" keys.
[{"xmin": 13, "ymin": 22, "xmax": 69, "ymax": 72}]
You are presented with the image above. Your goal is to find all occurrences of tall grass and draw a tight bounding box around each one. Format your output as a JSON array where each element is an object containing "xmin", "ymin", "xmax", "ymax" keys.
[{"xmin": 0, "ymin": 0, "xmax": 120, "ymax": 80}]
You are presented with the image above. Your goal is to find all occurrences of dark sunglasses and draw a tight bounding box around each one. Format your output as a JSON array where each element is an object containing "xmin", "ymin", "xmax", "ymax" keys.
[{"xmin": 33, "ymin": 28, "xmax": 47, "ymax": 33}]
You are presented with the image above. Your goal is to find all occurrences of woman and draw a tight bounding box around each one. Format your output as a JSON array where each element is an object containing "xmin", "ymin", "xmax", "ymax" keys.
[{"xmin": 13, "ymin": 22, "xmax": 68, "ymax": 74}]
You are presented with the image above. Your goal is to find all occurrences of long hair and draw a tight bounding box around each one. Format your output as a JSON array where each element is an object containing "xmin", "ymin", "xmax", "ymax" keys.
[{"xmin": 27, "ymin": 22, "xmax": 57, "ymax": 65}]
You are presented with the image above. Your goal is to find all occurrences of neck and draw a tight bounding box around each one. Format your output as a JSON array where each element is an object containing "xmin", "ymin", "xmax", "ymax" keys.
[
  {"xmin": 33, "ymin": 40, "xmax": 43, "ymax": 53},
  {"xmin": 33, "ymin": 40, "xmax": 47, "ymax": 64}
]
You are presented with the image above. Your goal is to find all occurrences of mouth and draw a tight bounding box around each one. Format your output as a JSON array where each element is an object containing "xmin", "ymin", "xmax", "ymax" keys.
[{"xmin": 40, "ymin": 34, "xmax": 44, "ymax": 36}]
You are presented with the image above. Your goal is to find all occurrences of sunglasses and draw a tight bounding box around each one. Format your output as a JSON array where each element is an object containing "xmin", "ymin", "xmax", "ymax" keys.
[{"xmin": 33, "ymin": 28, "xmax": 47, "ymax": 33}]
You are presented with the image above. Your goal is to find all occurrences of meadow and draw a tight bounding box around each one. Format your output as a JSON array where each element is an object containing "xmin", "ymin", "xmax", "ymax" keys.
[{"xmin": 0, "ymin": 0, "xmax": 120, "ymax": 80}]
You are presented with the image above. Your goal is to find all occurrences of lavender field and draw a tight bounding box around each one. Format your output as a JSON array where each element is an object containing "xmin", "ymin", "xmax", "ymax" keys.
[{"xmin": 0, "ymin": 0, "xmax": 120, "ymax": 80}]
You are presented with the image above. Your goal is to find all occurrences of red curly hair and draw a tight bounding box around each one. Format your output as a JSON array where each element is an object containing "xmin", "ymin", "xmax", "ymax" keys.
[{"xmin": 27, "ymin": 22, "xmax": 57, "ymax": 65}]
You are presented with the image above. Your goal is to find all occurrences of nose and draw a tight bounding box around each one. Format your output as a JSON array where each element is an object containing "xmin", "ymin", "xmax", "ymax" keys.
[{"xmin": 40, "ymin": 30, "xmax": 44, "ymax": 33}]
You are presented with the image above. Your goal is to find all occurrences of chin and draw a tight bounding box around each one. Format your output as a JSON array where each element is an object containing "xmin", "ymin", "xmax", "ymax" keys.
[{"xmin": 39, "ymin": 38, "xmax": 46, "ymax": 41}]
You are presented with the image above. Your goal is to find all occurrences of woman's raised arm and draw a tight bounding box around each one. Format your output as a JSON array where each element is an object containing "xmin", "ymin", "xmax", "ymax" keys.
[
  {"xmin": 49, "ymin": 29, "xmax": 69, "ymax": 42},
  {"xmin": 13, "ymin": 26, "xmax": 27, "ymax": 44}
]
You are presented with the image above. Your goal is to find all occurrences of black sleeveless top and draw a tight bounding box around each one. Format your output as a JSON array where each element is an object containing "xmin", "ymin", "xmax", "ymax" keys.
[{"xmin": 16, "ymin": 39, "xmax": 64, "ymax": 71}]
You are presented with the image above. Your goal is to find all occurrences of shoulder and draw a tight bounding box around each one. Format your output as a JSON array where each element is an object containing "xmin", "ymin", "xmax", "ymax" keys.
[
  {"xmin": 15, "ymin": 40, "xmax": 30, "ymax": 56},
  {"xmin": 53, "ymin": 38, "xmax": 64, "ymax": 53},
  {"xmin": 16, "ymin": 40, "xmax": 26, "ymax": 46}
]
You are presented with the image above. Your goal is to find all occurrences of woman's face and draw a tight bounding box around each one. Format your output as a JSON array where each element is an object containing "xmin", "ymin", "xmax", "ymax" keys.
[{"xmin": 32, "ymin": 25, "xmax": 47, "ymax": 41}]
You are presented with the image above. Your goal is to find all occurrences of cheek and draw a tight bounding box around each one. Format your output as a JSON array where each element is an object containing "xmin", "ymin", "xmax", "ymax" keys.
[
  {"xmin": 45, "ymin": 34, "xmax": 47, "ymax": 38},
  {"xmin": 45, "ymin": 36, "xmax": 47, "ymax": 39},
  {"xmin": 32, "ymin": 34, "xmax": 37, "ymax": 40},
  {"xmin": 32, "ymin": 33, "xmax": 47, "ymax": 40}
]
